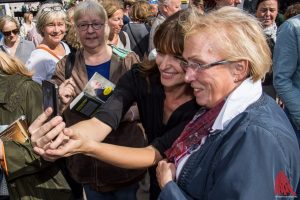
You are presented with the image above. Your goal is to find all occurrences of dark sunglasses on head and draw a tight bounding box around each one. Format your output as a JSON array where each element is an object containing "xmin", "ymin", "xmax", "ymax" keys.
[
  {"xmin": 2, "ymin": 29, "xmax": 19, "ymax": 37},
  {"xmin": 41, "ymin": 6, "xmax": 63, "ymax": 12}
]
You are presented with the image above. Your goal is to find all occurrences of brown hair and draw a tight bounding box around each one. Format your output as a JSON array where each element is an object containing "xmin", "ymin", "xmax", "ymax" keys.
[
  {"xmin": 101, "ymin": 0, "xmax": 124, "ymax": 18},
  {"xmin": 284, "ymin": 3, "xmax": 300, "ymax": 20},
  {"xmin": 130, "ymin": 1, "xmax": 152, "ymax": 23},
  {"xmin": 141, "ymin": 8, "xmax": 197, "ymax": 72}
]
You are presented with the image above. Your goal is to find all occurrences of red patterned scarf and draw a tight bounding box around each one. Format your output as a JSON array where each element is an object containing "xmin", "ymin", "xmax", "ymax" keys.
[{"xmin": 165, "ymin": 100, "xmax": 225, "ymax": 165}]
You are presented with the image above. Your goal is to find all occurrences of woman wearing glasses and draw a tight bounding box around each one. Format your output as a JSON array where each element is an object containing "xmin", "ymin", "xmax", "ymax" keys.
[
  {"xmin": 0, "ymin": 15, "xmax": 35, "ymax": 64},
  {"xmin": 29, "ymin": 8, "xmax": 199, "ymax": 200},
  {"xmin": 46, "ymin": 1, "xmax": 146, "ymax": 199},
  {"xmin": 31, "ymin": 7, "xmax": 300, "ymax": 199},
  {"xmin": 26, "ymin": 2, "xmax": 70, "ymax": 84}
]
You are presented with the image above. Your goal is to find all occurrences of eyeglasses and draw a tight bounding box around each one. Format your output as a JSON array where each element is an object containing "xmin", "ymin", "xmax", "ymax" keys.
[
  {"xmin": 41, "ymin": 6, "xmax": 63, "ymax": 12},
  {"xmin": 2, "ymin": 29, "xmax": 19, "ymax": 37},
  {"xmin": 180, "ymin": 59, "xmax": 232, "ymax": 72},
  {"xmin": 76, "ymin": 23, "xmax": 104, "ymax": 31}
]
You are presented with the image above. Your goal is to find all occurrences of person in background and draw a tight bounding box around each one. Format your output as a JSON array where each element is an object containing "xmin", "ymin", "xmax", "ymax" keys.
[
  {"xmin": 273, "ymin": 14, "xmax": 300, "ymax": 144},
  {"xmin": 0, "ymin": 51, "xmax": 73, "ymax": 200},
  {"xmin": 189, "ymin": 0, "xmax": 205, "ymax": 14},
  {"xmin": 64, "ymin": 5, "xmax": 82, "ymax": 52},
  {"xmin": 51, "ymin": 1, "xmax": 146, "ymax": 199},
  {"xmin": 26, "ymin": 2, "xmax": 70, "ymax": 84},
  {"xmin": 0, "ymin": 16, "xmax": 35, "ymax": 64},
  {"xmin": 28, "ymin": 9, "xmax": 199, "ymax": 200},
  {"xmin": 284, "ymin": 3, "xmax": 300, "ymax": 20},
  {"xmin": 205, "ymin": 0, "xmax": 241, "ymax": 10},
  {"xmin": 19, "ymin": 12, "xmax": 36, "ymax": 40},
  {"xmin": 148, "ymin": 0, "xmax": 181, "ymax": 52},
  {"xmin": 123, "ymin": 1, "xmax": 152, "ymax": 58},
  {"xmin": 255, "ymin": 0, "xmax": 278, "ymax": 99},
  {"xmin": 148, "ymin": 0, "xmax": 159, "ymax": 18},
  {"xmin": 101, "ymin": 0, "xmax": 131, "ymax": 50},
  {"xmin": 123, "ymin": 0, "xmax": 136, "ymax": 25}
]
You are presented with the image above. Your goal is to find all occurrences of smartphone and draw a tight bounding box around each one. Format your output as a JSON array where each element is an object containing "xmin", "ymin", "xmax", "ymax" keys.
[{"xmin": 42, "ymin": 80, "xmax": 60, "ymax": 120}]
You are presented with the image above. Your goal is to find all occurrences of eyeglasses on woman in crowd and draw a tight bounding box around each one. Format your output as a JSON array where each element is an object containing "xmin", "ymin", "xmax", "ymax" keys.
[
  {"xmin": 41, "ymin": 6, "xmax": 63, "ymax": 12},
  {"xmin": 180, "ymin": 59, "xmax": 232, "ymax": 72},
  {"xmin": 2, "ymin": 29, "xmax": 19, "ymax": 37},
  {"xmin": 76, "ymin": 23, "xmax": 105, "ymax": 31}
]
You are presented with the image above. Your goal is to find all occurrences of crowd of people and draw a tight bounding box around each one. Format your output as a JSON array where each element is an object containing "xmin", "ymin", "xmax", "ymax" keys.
[{"xmin": 0, "ymin": 0, "xmax": 300, "ymax": 199}]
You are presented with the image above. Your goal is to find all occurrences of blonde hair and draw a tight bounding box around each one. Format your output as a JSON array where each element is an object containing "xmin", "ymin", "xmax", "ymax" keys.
[
  {"xmin": 0, "ymin": 15, "xmax": 20, "ymax": 32},
  {"xmin": 23, "ymin": 12, "xmax": 33, "ymax": 23},
  {"xmin": 36, "ymin": 3, "xmax": 67, "ymax": 36},
  {"xmin": 0, "ymin": 51, "xmax": 33, "ymax": 77},
  {"xmin": 182, "ymin": 7, "xmax": 271, "ymax": 81}
]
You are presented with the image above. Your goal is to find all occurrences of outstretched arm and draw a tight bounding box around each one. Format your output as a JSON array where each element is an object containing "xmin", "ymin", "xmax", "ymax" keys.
[
  {"xmin": 29, "ymin": 108, "xmax": 112, "ymax": 160},
  {"xmin": 45, "ymin": 123, "xmax": 163, "ymax": 169}
]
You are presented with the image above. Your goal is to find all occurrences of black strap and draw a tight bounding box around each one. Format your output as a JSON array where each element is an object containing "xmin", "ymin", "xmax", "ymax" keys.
[
  {"xmin": 0, "ymin": 45, "xmax": 7, "ymax": 53},
  {"xmin": 128, "ymin": 23, "xmax": 144, "ymax": 56},
  {"xmin": 64, "ymin": 50, "xmax": 76, "ymax": 79},
  {"xmin": 119, "ymin": 31, "xmax": 127, "ymax": 47}
]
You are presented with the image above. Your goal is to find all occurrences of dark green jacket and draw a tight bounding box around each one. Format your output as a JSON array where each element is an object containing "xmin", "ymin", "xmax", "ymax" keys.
[{"xmin": 0, "ymin": 74, "xmax": 73, "ymax": 200}]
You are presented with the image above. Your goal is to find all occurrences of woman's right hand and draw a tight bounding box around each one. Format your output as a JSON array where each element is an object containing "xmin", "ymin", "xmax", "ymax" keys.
[{"xmin": 59, "ymin": 78, "xmax": 76, "ymax": 104}]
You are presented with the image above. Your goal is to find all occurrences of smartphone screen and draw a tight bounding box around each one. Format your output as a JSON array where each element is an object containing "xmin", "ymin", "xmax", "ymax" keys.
[{"xmin": 42, "ymin": 80, "xmax": 59, "ymax": 119}]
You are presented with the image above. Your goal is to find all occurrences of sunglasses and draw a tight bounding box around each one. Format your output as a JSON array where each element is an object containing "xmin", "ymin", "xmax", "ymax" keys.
[
  {"xmin": 2, "ymin": 29, "xmax": 19, "ymax": 37},
  {"xmin": 41, "ymin": 6, "xmax": 63, "ymax": 12}
]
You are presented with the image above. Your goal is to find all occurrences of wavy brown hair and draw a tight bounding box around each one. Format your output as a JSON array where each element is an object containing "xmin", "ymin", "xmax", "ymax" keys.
[{"xmin": 140, "ymin": 9, "xmax": 197, "ymax": 74}]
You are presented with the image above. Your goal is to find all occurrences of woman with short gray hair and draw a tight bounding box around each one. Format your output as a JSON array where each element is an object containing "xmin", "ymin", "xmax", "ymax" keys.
[{"xmin": 26, "ymin": 2, "xmax": 70, "ymax": 84}]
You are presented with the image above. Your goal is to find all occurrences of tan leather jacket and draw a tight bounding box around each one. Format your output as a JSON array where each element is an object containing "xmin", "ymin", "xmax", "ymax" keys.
[{"xmin": 52, "ymin": 48, "xmax": 146, "ymax": 192}]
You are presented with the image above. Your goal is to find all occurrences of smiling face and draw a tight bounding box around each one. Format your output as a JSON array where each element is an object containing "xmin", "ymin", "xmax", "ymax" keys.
[
  {"xmin": 2, "ymin": 21, "xmax": 19, "ymax": 44},
  {"xmin": 156, "ymin": 52, "xmax": 187, "ymax": 89},
  {"xmin": 256, "ymin": 0, "xmax": 278, "ymax": 28},
  {"xmin": 42, "ymin": 18, "xmax": 66, "ymax": 46},
  {"xmin": 108, "ymin": 9, "xmax": 124, "ymax": 36},
  {"xmin": 183, "ymin": 32, "xmax": 237, "ymax": 108},
  {"xmin": 76, "ymin": 13, "xmax": 106, "ymax": 50}
]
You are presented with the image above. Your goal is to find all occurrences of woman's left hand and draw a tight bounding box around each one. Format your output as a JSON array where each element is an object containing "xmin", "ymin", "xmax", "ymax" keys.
[{"xmin": 156, "ymin": 160, "xmax": 176, "ymax": 189}]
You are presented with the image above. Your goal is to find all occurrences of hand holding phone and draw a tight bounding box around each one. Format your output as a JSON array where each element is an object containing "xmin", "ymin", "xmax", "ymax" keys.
[{"xmin": 42, "ymin": 80, "xmax": 60, "ymax": 120}]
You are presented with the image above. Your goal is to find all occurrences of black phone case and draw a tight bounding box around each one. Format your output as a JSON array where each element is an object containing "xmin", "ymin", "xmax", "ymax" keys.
[{"xmin": 42, "ymin": 80, "xmax": 59, "ymax": 119}]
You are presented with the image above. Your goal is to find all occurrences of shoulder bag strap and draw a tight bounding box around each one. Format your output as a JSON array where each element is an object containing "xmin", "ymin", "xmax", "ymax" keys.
[
  {"xmin": 36, "ymin": 45, "xmax": 60, "ymax": 60},
  {"xmin": 128, "ymin": 23, "xmax": 144, "ymax": 55},
  {"xmin": 64, "ymin": 50, "xmax": 76, "ymax": 79}
]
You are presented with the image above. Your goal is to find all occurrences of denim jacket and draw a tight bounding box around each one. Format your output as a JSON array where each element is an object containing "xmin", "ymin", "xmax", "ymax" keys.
[
  {"xmin": 158, "ymin": 94, "xmax": 300, "ymax": 200},
  {"xmin": 273, "ymin": 15, "xmax": 300, "ymax": 130}
]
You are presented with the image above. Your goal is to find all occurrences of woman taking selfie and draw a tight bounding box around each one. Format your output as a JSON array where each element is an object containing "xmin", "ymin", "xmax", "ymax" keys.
[{"xmin": 29, "ymin": 8, "xmax": 199, "ymax": 200}]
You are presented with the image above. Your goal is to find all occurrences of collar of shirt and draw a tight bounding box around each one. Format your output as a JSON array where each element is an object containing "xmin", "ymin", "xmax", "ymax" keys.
[{"xmin": 212, "ymin": 78, "xmax": 262, "ymax": 131}]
